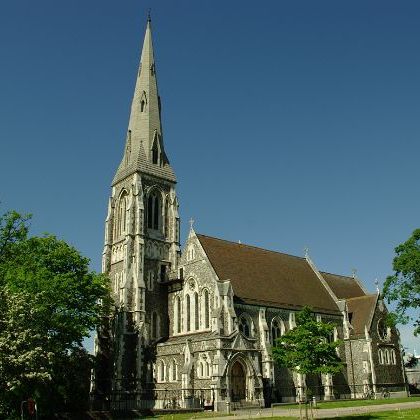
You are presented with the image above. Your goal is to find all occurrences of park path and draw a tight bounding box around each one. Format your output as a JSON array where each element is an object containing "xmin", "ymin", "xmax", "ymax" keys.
[{"xmin": 209, "ymin": 400, "xmax": 420, "ymax": 419}]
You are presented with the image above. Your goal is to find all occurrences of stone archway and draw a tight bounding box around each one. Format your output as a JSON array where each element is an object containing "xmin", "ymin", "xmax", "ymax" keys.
[{"xmin": 231, "ymin": 361, "xmax": 246, "ymax": 402}]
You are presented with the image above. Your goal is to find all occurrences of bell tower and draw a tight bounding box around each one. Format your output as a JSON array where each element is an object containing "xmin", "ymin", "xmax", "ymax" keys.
[{"xmin": 93, "ymin": 16, "xmax": 180, "ymax": 403}]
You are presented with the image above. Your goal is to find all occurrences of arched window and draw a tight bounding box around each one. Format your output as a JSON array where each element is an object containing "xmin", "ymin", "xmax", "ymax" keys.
[
  {"xmin": 200, "ymin": 362, "xmax": 204, "ymax": 377},
  {"xmin": 159, "ymin": 360, "xmax": 165, "ymax": 382},
  {"xmin": 186, "ymin": 295, "xmax": 191, "ymax": 331},
  {"xmin": 115, "ymin": 191, "xmax": 128, "ymax": 238},
  {"xmin": 378, "ymin": 318, "xmax": 389, "ymax": 340},
  {"xmin": 153, "ymin": 195, "xmax": 159, "ymax": 230},
  {"xmin": 194, "ymin": 292, "xmax": 199, "ymax": 330},
  {"xmin": 271, "ymin": 319, "xmax": 282, "ymax": 345},
  {"xmin": 378, "ymin": 348, "xmax": 384, "ymax": 364},
  {"xmin": 164, "ymin": 198, "xmax": 169, "ymax": 238},
  {"xmin": 147, "ymin": 190, "xmax": 161, "ymax": 230},
  {"xmin": 205, "ymin": 361, "xmax": 210, "ymax": 377},
  {"xmin": 203, "ymin": 290, "xmax": 210, "ymax": 329},
  {"xmin": 391, "ymin": 349, "xmax": 396, "ymax": 365},
  {"xmin": 239, "ymin": 316, "xmax": 251, "ymax": 337},
  {"xmin": 385, "ymin": 348, "xmax": 390, "ymax": 365},
  {"xmin": 175, "ymin": 296, "xmax": 181, "ymax": 334},
  {"xmin": 171, "ymin": 359, "xmax": 177, "ymax": 381}
]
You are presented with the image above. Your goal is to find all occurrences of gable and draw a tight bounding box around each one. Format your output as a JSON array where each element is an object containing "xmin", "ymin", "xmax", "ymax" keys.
[
  {"xmin": 321, "ymin": 272, "xmax": 366, "ymax": 299},
  {"xmin": 197, "ymin": 234, "xmax": 340, "ymax": 314},
  {"xmin": 346, "ymin": 294, "xmax": 378, "ymax": 337}
]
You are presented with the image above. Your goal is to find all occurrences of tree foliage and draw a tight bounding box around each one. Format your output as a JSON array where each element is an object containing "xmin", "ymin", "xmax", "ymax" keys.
[
  {"xmin": 0, "ymin": 210, "xmax": 110, "ymax": 418},
  {"xmin": 272, "ymin": 306, "xmax": 343, "ymax": 376},
  {"xmin": 383, "ymin": 229, "xmax": 420, "ymax": 336}
]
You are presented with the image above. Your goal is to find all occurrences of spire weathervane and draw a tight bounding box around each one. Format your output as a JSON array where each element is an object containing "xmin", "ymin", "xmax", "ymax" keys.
[
  {"xmin": 304, "ymin": 246, "xmax": 309, "ymax": 258},
  {"xmin": 147, "ymin": 8, "xmax": 151, "ymax": 22},
  {"xmin": 189, "ymin": 218, "xmax": 195, "ymax": 231}
]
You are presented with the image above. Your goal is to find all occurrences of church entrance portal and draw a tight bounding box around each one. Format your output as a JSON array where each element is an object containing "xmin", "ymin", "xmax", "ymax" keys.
[{"xmin": 231, "ymin": 361, "xmax": 246, "ymax": 402}]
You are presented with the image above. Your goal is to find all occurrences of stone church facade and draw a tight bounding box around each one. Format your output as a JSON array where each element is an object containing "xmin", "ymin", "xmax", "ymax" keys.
[{"xmin": 91, "ymin": 18, "xmax": 406, "ymax": 411}]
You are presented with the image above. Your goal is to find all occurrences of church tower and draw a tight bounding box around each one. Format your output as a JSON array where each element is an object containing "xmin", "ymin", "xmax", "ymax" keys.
[{"xmin": 94, "ymin": 16, "xmax": 180, "ymax": 402}]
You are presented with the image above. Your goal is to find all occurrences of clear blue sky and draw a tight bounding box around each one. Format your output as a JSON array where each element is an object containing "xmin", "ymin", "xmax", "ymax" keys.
[{"xmin": 1, "ymin": 1, "xmax": 419, "ymax": 351}]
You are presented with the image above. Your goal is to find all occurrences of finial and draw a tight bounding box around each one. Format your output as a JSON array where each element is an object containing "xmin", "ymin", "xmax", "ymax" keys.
[
  {"xmin": 351, "ymin": 268, "xmax": 357, "ymax": 278},
  {"xmin": 374, "ymin": 278, "xmax": 380, "ymax": 294},
  {"xmin": 189, "ymin": 218, "xmax": 195, "ymax": 231},
  {"xmin": 147, "ymin": 9, "xmax": 152, "ymax": 22},
  {"xmin": 304, "ymin": 246, "xmax": 309, "ymax": 258}
]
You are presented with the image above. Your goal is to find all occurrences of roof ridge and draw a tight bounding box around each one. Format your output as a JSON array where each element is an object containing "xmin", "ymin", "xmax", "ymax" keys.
[
  {"xmin": 196, "ymin": 233, "xmax": 306, "ymax": 261},
  {"xmin": 320, "ymin": 271, "xmax": 354, "ymax": 279},
  {"xmin": 346, "ymin": 293, "xmax": 376, "ymax": 301}
]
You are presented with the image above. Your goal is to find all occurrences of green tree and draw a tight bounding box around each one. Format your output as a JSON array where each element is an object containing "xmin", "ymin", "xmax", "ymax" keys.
[
  {"xmin": 383, "ymin": 229, "xmax": 420, "ymax": 335},
  {"xmin": 272, "ymin": 306, "xmax": 343, "ymax": 418},
  {"xmin": 0, "ymin": 211, "xmax": 110, "ymax": 418}
]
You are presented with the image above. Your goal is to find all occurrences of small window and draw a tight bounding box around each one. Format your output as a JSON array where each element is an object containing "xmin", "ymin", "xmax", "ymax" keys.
[
  {"xmin": 378, "ymin": 318, "xmax": 389, "ymax": 340},
  {"xmin": 271, "ymin": 319, "xmax": 282, "ymax": 345},
  {"xmin": 141, "ymin": 99, "xmax": 146, "ymax": 112},
  {"xmin": 348, "ymin": 312, "xmax": 353, "ymax": 324},
  {"xmin": 239, "ymin": 316, "xmax": 251, "ymax": 337},
  {"xmin": 391, "ymin": 349, "xmax": 396, "ymax": 365}
]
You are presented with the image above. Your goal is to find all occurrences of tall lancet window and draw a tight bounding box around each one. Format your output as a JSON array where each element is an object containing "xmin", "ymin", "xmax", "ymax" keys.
[
  {"xmin": 153, "ymin": 195, "xmax": 159, "ymax": 230},
  {"xmin": 194, "ymin": 292, "xmax": 199, "ymax": 330},
  {"xmin": 186, "ymin": 295, "xmax": 191, "ymax": 331},
  {"xmin": 115, "ymin": 191, "xmax": 128, "ymax": 238},
  {"xmin": 176, "ymin": 296, "xmax": 181, "ymax": 334},
  {"xmin": 203, "ymin": 290, "xmax": 210, "ymax": 329},
  {"xmin": 164, "ymin": 198, "xmax": 170, "ymax": 238},
  {"xmin": 147, "ymin": 190, "xmax": 161, "ymax": 231}
]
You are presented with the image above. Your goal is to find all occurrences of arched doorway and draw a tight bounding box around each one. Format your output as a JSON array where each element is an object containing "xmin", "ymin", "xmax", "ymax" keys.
[{"xmin": 231, "ymin": 361, "xmax": 246, "ymax": 402}]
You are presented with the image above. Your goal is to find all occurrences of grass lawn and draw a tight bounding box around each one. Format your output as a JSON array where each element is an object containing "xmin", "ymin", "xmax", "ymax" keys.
[
  {"xmin": 324, "ymin": 408, "xmax": 420, "ymax": 418},
  {"xmin": 146, "ymin": 413, "xmax": 233, "ymax": 420},
  {"xmin": 257, "ymin": 408, "xmax": 420, "ymax": 418},
  {"xmin": 276, "ymin": 396, "xmax": 420, "ymax": 409}
]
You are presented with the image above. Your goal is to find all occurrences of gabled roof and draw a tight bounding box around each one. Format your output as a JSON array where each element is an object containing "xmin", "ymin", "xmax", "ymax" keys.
[
  {"xmin": 321, "ymin": 272, "xmax": 366, "ymax": 300},
  {"xmin": 346, "ymin": 294, "xmax": 378, "ymax": 337},
  {"xmin": 196, "ymin": 234, "xmax": 340, "ymax": 314}
]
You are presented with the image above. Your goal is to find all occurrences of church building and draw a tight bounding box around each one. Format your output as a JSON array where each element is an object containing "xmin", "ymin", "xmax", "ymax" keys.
[{"xmin": 91, "ymin": 17, "xmax": 406, "ymax": 412}]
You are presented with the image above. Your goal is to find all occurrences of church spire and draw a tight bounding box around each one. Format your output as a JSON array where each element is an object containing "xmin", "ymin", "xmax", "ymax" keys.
[{"xmin": 113, "ymin": 17, "xmax": 175, "ymax": 185}]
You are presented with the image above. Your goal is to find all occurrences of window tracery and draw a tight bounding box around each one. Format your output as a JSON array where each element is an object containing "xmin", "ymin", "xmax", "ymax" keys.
[
  {"xmin": 239, "ymin": 316, "xmax": 251, "ymax": 337},
  {"xmin": 147, "ymin": 190, "xmax": 161, "ymax": 230},
  {"xmin": 271, "ymin": 318, "xmax": 283, "ymax": 345}
]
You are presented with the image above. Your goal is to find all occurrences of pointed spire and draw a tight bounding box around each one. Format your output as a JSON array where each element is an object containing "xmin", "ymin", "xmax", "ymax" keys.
[{"xmin": 113, "ymin": 17, "xmax": 176, "ymax": 185}]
